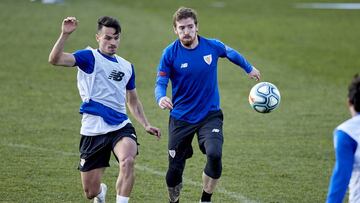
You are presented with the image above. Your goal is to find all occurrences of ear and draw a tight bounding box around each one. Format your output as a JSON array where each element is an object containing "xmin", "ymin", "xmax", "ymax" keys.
[
  {"xmin": 95, "ymin": 33, "xmax": 100, "ymax": 42},
  {"xmin": 173, "ymin": 26, "xmax": 178, "ymax": 35},
  {"xmin": 348, "ymin": 100, "xmax": 357, "ymax": 117}
]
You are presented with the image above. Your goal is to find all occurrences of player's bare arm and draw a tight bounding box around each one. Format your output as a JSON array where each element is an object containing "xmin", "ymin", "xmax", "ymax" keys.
[
  {"xmin": 126, "ymin": 89, "xmax": 161, "ymax": 139},
  {"xmin": 48, "ymin": 16, "xmax": 78, "ymax": 67}
]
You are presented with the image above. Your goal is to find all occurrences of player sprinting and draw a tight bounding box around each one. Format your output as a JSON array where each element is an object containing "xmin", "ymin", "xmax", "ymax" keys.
[
  {"xmin": 326, "ymin": 74, "xmax": 360, "ymax": 203},
  {"xmin": 154, "ymin": 7, "xmax": 260, "ymax": 203},
  {"xmin": 49, "ymin": 16, "xmax": 161, "ymax": 203}
]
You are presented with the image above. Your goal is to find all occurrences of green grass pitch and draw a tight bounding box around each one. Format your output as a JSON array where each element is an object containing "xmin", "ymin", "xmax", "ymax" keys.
[{"xmin": 0, "ymin": 0, "xmax": 359, "ymax": 202}]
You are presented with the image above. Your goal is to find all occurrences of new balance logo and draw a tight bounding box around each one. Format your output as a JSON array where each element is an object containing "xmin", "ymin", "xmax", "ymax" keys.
[
  {"xmin": 180, "ymin": 63, "xmax": 188, "ymax": 68},
  {"xmin": 108, "ymin": 70, "xmax": 125, "ymax": 81},
  {"xmin": 212, "ymin": 129, "xmax": 220, "ymax": 133}
]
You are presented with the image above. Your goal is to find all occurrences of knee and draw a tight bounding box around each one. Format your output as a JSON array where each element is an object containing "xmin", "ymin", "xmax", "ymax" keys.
[
  {"xmin": 205, "ymin": 150, "xmax": 222, "ymax": 179},
  {"xmin": 168, "ymin": 160, "xmax": 185, "ymax": 177},
  {"xmin": 83, "ymin": 187, "xmax": 98, "ymax": 200},
  {"xmin": 120, "ymin": 156, "xmax": 135, "ymax": 172},
  {"xmin": 204, "ymin": 139, "xmax": 222, "ymax": 161},
  {"xmin": 166, "ymin": 161, "xmax": 185, "ymax": 187},
  {"xmin": 207, "ymin": 149, "xmax": 222, "ymax": 161},
  {"xmin": 167, "ymin": 165, "xmax": 183, "ymax": 177}
]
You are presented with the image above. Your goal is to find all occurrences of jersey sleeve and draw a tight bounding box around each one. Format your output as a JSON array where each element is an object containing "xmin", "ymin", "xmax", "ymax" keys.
[
  {"xmin": 326, "ymin": 129, "xmax": 357, "ymax": 203},
  {"xmin": 126, "ymin": 65, "xmax": 136, "ymax": 90},
  {"xmin": 73, "ymin": 49, "xmax": 95, "ymax": 74},
  {"xmin": 154, "ymin": 49, "xmax": 171, "ymax": 103},
  {"xmin": 211, "ymin": 39, "xmax": 253, "ymax": 73}
]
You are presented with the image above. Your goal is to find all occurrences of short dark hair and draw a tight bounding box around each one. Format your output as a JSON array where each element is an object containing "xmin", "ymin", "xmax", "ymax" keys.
[
  {"xmin": 173, "ymin": 7, "xmax": 198, "ymax": 27},
  {"xmin": 97, "ymin": 16, "xmax": 121, "ymax": 34},
  {"xmin": 348, "ymin": 73, "xmax": 360, "ymax": 112}
]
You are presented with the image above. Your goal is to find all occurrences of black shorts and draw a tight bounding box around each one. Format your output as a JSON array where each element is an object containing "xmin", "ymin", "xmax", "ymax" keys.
[
  {"xmin": 168, "ymin": 110, "xmax": 224, "ymax": 160},
  {"xmin": 78, "ymin": 123, "xmax": 138, "ymax": 172}
]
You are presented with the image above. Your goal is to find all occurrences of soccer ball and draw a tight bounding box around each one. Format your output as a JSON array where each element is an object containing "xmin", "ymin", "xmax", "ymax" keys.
[{"xmin": 248, "ymin": 82, "xmax": 281, "ymax": 113}]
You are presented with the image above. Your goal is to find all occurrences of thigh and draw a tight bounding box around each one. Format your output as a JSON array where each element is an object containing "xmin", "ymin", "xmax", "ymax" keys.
[
  {"xmin": 197, "ymin": 110, "xmax": 224, "ymax": 154},
  {"xmin": 78, "ymin": 135, "xmax": 112, "ymax": 172},
  {"xmin": 113, "ymin": 137, "xmax": 137, "ymax": 161},
  {"xmin": 111, "ymin": 124, "xmax": 138, "ymax": 160},
  {"xmin": 168, "ymin": 116, "xmax": 197, "ymax": 160}
]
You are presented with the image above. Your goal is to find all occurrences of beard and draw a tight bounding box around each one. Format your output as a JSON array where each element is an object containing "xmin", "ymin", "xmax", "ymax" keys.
[{"xmin": 180, "ymin": 36, "xmax": 196, "ymax": 47}]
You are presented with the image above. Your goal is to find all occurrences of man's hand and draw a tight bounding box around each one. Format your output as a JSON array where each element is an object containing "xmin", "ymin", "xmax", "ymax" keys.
[
  {"xmin": 158, "ymin": 96, "xmax": 173, "ymax": 110},
  {"xmin": 62, "ymin": 16, "xmax": 78, "ymax": 35},
  {"xmin": 248, "ymin": 66, "xmax": 261, "ymax": 81},
  {"xmin": 145, "ymin": 125, "xmax": 161, "ymax": 140}
]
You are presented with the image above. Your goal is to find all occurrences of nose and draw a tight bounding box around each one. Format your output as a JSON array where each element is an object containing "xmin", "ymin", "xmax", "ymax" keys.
[
  {"xmin": 184, "ymin": 28, "xmax": 190, "ymax": 34},
  {"xmin": 109, "ymin": 38, "xmax": 118, "ymax": 46}
]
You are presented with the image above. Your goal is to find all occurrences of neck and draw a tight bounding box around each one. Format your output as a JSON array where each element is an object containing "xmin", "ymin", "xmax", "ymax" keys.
[
  {"xmin": 349, "ymin": 105, "xmax": 358, "ymax": 117},
  {"xmin": 98, "ymin": 49, "xmax": 115, "ymax": 57}
]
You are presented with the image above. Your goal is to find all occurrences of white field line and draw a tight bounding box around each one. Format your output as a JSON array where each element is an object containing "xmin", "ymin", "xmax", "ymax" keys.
[
  {"xmin": 4, "ymin": 143, "xmax": 258, "ymax": 203},
  {"xmin": 295, "ymin": 3, "xmax": 360, "ymax": 10}
]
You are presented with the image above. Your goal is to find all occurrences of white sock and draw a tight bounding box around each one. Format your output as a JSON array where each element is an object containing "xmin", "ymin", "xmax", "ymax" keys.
[{"xmin": 116, "ymin": 195, "xmax": 129, "ymax": 203}]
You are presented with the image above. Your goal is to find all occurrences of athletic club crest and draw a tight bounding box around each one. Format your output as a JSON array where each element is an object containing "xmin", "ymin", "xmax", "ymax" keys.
[
  {"xmin": 80, "ymin": 158, "xmax": 86, "ymax": 167},
  {"xmin": 203, "ymin": 54, "xmax": 212, "ymax": 65},
  {"xmin": 169, "ymin": 150, "xmax": 176, "ymax": 158}
]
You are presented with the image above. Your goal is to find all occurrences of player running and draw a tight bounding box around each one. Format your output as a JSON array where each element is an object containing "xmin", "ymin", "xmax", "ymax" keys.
[
  {"xmin": 154, "ymin": 7, "xmax": 260, "ymax": 203},
  {"xmin": 49, "ymin": 16, "xmax": 161, "ymax": 203}
]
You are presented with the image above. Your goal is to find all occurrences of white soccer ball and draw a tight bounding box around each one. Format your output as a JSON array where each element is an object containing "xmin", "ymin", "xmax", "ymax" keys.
[{"xmin": 248, "ymin": 82, "xmax": 281, "ymax": 113}]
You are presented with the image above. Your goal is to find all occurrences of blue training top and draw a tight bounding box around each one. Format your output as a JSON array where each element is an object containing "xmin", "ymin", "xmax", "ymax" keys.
[
  {"xmin": 326, "ymin": 129, "xmax": 357, "ymax": 203},
  {"xmin": 155, "ymin": 36, "xmax": 253, "ymax": 123}
]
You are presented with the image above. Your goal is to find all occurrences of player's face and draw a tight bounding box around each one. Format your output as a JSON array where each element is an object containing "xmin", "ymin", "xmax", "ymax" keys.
[
  {"xmin": 96, "ymin": 26, "xmax": 120, "ymax": 56},
  {"xmin": 174, "ymin": 18, "xmax": 198, "ymax": 48}
]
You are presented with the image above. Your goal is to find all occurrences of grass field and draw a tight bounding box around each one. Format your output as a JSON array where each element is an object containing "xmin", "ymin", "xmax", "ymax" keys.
[{"xmin": 1, "ymin": 0, "xmax": 359, "ymax": 202}]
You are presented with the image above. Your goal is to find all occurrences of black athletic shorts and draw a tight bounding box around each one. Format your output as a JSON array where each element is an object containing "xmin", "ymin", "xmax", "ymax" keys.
[
  {"xmin": 78, "ymin": 123, "xmax": 138, "ymax": 172},
  {"xmin": 168, "ymin": 110, "xmax": 224, "ymax": 160}
]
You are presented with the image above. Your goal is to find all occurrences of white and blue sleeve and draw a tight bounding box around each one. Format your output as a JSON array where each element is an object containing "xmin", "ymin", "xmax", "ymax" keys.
[
  {"xmin": 73, "ymin": 49, "xmax": 95, "ymax": 74},
  {"xmin": 326, "ymin": 130, "xmax": 357, "ymax": 203},
  {"xmin": 126, "ymin": 65, "xmax": 136, "ymax": 90}
]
